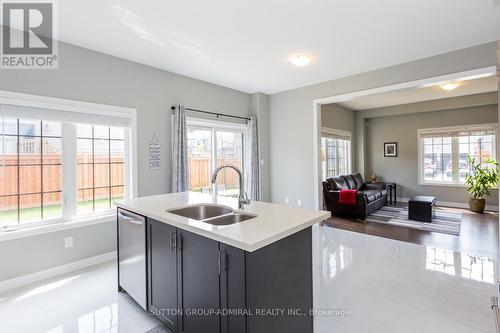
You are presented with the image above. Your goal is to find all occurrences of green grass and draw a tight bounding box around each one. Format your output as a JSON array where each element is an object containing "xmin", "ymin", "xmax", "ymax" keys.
[{"xmin": 0, "ymin": 197, "xmax": 122, "ymax": 228}]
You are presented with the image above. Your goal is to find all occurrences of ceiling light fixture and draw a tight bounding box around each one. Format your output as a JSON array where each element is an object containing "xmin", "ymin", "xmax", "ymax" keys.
[
  {"xmin": 440, "ymin": 82, "xmax": 460, "ymax": 91},
  {"xmin": 289, "ymin": 54, "xmax": 312, "ymax": 67}
]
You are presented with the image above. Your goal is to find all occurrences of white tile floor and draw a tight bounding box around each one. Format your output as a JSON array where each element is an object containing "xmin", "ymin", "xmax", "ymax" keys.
[
  {"xmin": 313, "ymin": 226, "xmax": 497, "ymax": 333},
  {"xmin": 0, "ymin": 263, "xmax": 160, "ymax": 333},
  {"xmin": 0, "ymin": 224, "xmax": 496, "ymax": 333}
]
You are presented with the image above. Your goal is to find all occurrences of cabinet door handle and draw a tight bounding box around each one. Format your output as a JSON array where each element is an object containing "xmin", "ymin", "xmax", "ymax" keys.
[
  {"xmin": 169, "ymin": 231, "xmax": 178, "ymax": 253},
  {"xmin": 173, "ymin": 232, "xmax": 177, "ymax": 253},
  {"xmin": 218, "ymin": 251, "xmax": 221, "ymax": 275},
  {"xmin": 492, "ymin": 296, "xmax": 500, "ymax": 333},
  {"xmin": 218, "ymin": 250, "xmax": 227, "ymax": 274}
]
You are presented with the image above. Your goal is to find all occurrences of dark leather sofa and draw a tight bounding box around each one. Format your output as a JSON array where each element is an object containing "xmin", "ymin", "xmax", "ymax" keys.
[{"xmin": 322, "ymin": 173, "xmax": 388, "ymax": 218}]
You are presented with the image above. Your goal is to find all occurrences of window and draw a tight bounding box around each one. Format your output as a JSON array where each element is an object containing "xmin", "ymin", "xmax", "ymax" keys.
[
  {"xmin": 418, "ymin": 124, "xmax": 496, "ymax": 185},
  {"xmin": 187, "ymin": 118, "xmax": 246, "ymax": 197},
  {"xmin": 76, "ymin": 125, "xmax": 125, "ymax": 214},
  {"xmin": 0, "ymin": 97, "xmax": 135, "ymax": 231},
  {"xmin": 321, "ymin": 129, "xmax": 351, "ymax": 180},
  {"xmin": 0, "ymin": 119, "xmax": 62, "ymax": 225}
]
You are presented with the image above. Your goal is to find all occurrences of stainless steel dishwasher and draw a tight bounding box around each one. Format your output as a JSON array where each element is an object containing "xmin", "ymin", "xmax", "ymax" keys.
[{"xmin": 118, "ymin": 208, "xmax": 147, "ymax": 309}]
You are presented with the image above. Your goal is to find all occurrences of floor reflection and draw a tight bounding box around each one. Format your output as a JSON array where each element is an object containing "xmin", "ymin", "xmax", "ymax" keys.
[
  {"xmin": 315, "ymin": 225, "xmax": 497, "ymax": 333},
  {"xmin": 0, "ymin": 262, "xmax": 159, "ymax": 333},
  {"xmin": 425, "ymin": 246, "xmax": 495, "ymax": 284},
  {"xmin": 78, "ymin": 303, "xmax": 118, "ymax": 333},
  {"xmin": 324, "ymin": 244, "xmax": 353, "ymax": 280}
]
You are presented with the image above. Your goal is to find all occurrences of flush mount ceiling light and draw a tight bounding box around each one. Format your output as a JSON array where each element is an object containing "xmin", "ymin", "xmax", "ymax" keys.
[
  {"xmin": 440, "ymin": 82, "xmax": 460, "ymax": 91},
  {"xmin": 289, "ymin": 54, "xmax": 312, "ymax": 67}
]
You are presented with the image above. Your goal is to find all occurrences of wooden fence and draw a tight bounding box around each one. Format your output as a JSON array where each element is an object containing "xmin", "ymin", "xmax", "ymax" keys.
[
  {"xmin": 0, "ymin": 155, "xmax": 124, "ymax": 211},
  {"xmin": 1, "ymin": 155, "xmax": 239, "ymax": 210},
  {"xmin": 188, "ymin": 157, "xmax": 241, "ymax": 191}
]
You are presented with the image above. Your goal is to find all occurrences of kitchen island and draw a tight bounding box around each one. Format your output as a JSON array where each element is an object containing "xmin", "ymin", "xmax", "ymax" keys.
[{"xmin": 116, "ymin": 192, "xmax": 329, "ymax": 333}]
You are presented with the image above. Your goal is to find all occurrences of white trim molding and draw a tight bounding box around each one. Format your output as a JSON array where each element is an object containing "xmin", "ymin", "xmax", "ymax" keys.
[
  {"xmin": 0, "ymin": 214, "xmax": 115, "ymax": 242},
  {"xmin": 0, "ymin": 251, "xmax": 116, "ymax": 293}
]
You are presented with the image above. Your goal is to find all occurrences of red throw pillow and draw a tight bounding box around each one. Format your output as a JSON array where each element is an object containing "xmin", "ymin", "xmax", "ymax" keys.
[{"xmin": 339, "ymin": 189, "xmax": 357, "ymax": 205}]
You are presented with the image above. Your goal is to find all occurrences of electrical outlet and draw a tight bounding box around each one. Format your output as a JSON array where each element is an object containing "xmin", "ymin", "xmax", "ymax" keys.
[
  {"xmin": 64, "ymin": 237, "xmax": 73, "ymax": 248},
  {"xmin": 260, "ymin": 159, "xmax": 265, "ymax": 166},
  {"xmin": 297, "ymin": 199, "xmax": 302, "ymax": 206},
  {"xmin": 285, "ymin": 197, "xmax": 290, "ymax": 204}
]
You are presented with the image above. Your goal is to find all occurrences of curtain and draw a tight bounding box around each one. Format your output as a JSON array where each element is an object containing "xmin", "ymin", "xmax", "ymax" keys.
[
  {"xmin": 246, "ymin": 116, "xmax": 260, "ymax": 200},
  {"xmin": 171, "ymin": 105, "xmax": 189, "ymax": 192}
]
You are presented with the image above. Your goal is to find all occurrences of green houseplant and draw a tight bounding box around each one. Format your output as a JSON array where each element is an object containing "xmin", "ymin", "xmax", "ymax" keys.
[{"xmin": 464, "ymin": 156, "xmax": 499, "ymax": 213}]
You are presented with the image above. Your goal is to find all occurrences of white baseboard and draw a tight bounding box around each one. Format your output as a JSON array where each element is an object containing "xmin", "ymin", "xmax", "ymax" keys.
[
  {"xmin": 0, "ymin": 251, "xmax": 116, "ymax": 293},
  {"xmin": 397, "ymin": 197, "xmax": 499, "ymax": 212}
]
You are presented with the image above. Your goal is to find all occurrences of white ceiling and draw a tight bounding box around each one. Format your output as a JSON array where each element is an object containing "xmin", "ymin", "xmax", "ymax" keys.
[
  {"xmin": 55, "ymin": 0, "xmax": 500, "ymax": 94},
  {"xmin": 337, "ymin": 75, "xmax": 498, "ymax": 110}
]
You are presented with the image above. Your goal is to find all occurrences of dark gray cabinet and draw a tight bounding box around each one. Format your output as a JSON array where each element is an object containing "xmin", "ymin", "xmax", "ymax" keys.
[
  {"xmin": 147, "ymin": 219, "xmax": 179, "ymax": 332},
  {"xmin": 178, "ymin": 230, "xmax": 221, "ymax": 333},
  {"xmin": 139, "ymin": 217, "xmax": 313, "ymax": 333},
  {"xmin": 220, "ymin": 244, "xmax": 247, "ymax": 333}
]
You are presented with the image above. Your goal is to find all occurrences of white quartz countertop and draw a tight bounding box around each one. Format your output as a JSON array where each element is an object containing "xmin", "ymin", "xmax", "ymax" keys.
[{"xmin": 116, "ymin": 192, "xmax": 330, "ymax": 252}]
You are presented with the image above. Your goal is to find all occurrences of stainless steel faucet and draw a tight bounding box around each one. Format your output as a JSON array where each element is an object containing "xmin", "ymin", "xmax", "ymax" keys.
[{"xmin": 211, "ymin": 164, "xmax": 250, "ymax": 209}]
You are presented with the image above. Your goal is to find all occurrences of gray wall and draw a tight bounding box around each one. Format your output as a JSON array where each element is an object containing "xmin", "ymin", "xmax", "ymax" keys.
[
  {"xmin": 0, "ymin": 41, "xmax": 261, "ymax": 280},
  {"xmin": 251, "ymin": 93, "xmax": 271, "ymax": 202},
  {"xmin": 0, "ymin": 222, "xmax": 115, "ymax": 281},
  {"xmin": 321, "ymin": 103, "xmax": 357, "ymax": 172},
  {"xmin": 364, "ymin": 103, "xmax": 498, "ymax": 206},
  {"xmin": 269, "ymin": 42, "xmax": 498, "ymax": 208}
]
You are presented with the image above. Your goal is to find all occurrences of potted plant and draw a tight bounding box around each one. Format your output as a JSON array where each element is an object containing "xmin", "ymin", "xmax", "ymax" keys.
[{"xmin": 464, "ymin": 156, "xmax": 499, "ymax": 213}]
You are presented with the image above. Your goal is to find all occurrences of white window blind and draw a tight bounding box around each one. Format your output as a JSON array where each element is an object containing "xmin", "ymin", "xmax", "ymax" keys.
[
  {"xmin": 419, "ymin": 125, "xmax": 495, "ymax": 138},
  {"xmin": 2, "ymin": 104, "xmax": 131, "ymax": 127},
  {"xmin": 321, "ymin": 131, "xmax": 351, "ymax": 141}
]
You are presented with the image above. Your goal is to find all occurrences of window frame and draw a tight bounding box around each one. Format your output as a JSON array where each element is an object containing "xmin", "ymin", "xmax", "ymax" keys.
[
  {"xmin": 0, "ymin": 90, "xmax": 137, "ymax": 232},
  {"xmin": 320, "ymin": 127, "xmax": 352, "ymax": 180},
  {"xmin": 417, "ymin": 123, "xmax": 498, "ymax": 187},
  {"xmin": 74, "ymin": 124, "xmax": 128, "ymax": 217},
  {"xmin": 186, "ymin": 117, "xmax": 248, "ymax": 194}
]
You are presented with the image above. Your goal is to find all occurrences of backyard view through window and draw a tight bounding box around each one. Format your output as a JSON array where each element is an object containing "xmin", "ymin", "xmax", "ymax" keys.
[
  {"xmin": 77, "ymin": 125, "xmax": 125, "ymax": 214},
  {"xmin": 419, "ymin": 125, "xmax": 496, "ymax": 184},
  {"xmin": 187, "ymin": 121, "xmax": 244, "ymax": 197},
  {"xmin": 0, "ymin": 119, "xmax": 62, "ymax": 225},
  {"xmin": 321, "ymin": 130, "xmax": 351, "ymax": 180},
  {"xmin": 1, "ymin": 118, "xmax": 127, "ymax": 229}
]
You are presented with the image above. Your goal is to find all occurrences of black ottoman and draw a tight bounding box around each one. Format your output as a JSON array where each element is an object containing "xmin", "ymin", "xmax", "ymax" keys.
[{"xmin": 408, "ymin": 196, "xmax": 436, "ymax": 222}]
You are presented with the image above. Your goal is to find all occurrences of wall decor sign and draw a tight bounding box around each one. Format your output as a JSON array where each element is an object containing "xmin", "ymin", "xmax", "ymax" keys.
[
  {"xmin": 384, "ymin": 142, "xmax": 398, "ymax": 157},
  {"xmin": 149, "ymin": 134, "xmax": 161, "ymax": 170}
]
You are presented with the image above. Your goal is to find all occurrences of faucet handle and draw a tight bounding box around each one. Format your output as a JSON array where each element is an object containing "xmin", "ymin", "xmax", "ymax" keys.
[{"xmin": 241, "ymin": 192, "xmax": 251, "ymax": 205}]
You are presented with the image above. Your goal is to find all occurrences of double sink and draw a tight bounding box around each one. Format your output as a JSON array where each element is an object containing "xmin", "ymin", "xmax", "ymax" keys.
[{"xmin": 167, "ymin": 204, "xmax": 256, "ymax": 226}]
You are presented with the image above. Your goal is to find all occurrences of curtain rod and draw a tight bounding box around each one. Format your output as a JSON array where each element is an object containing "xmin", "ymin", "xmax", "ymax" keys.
[{"xmin": 171, "ymin": 106, "xmax": 251, "ymax": 121}]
